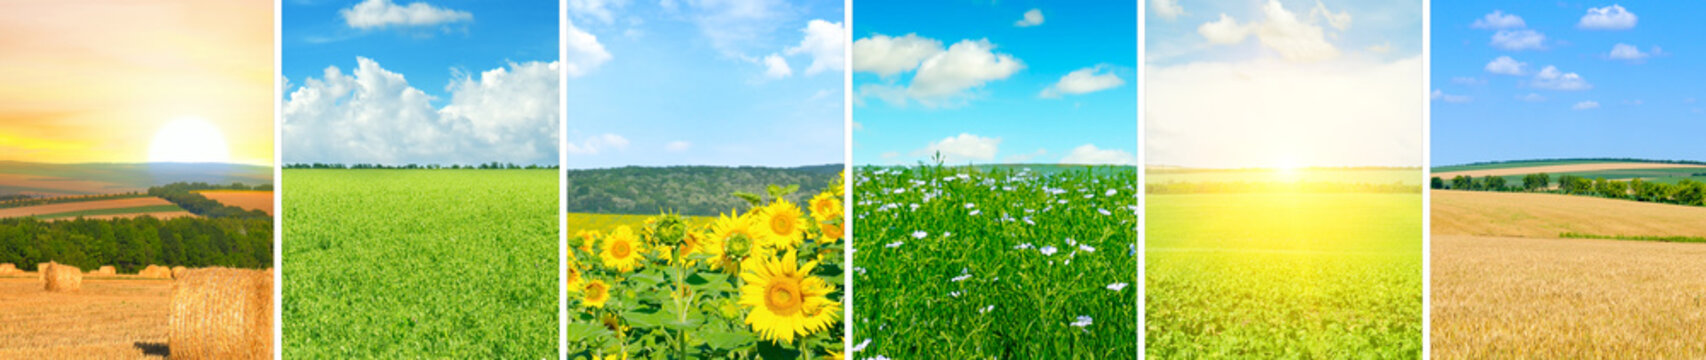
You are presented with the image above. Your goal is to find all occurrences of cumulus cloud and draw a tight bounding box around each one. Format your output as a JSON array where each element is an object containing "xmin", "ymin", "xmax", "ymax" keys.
[
  {"xmin": 284, "ymin": 58, "xmax": 559, "ymax": 165},
  {"xmin": 908, "ymin": 39, "xmax": 1023, "ymax": 103},
  {"xmin": 567, "ymin": 133, "xmax": 630, "ymax": 155},
  {"xmin": 913, "ymin": 133, "xmax": 1000, "ymax": 163},
  {"xmin": 1531, "ymin": 65, "xmax": 1591, "ymax": 91},
  {"xmin": 1490, "ymin": 29, "xmax": 1545, "ymax": 51},
  {"xmin": 852, "ymin": 34, "xmax": 944, "ymax": 77},
  {"xmin": 1516, "ymin": 93, "xmax": 1546, "ymax": 102},
  {"xmin": 1607, "ymin": 43, "xmax": 1648, "ymax": 61},
  {"xmin": 1578, "ymin": 5, "xmax": 1636, "ymax": 30},
  {"xmin": 1431, "ymin": 89, "xmax": 1470, "ymax": 103},
  {"xmin": 1573, "ymin": 101, "xmax": 1599, "ymax": 110},
  {"xmin": 1060, "ymin": 144, "xmax": 1135, "ymax": 165},
  {"xmin": 1484, "ymin": 56, "xmax": 1527, "ymax": 75},
  {"xmin": 341, "ymin": 0, "xmax": 472, "ymax": 29},
  {"xmin": 1470, "ymin": 10, "xmax": 1524, "ymax": 29},
  {"xmin": 566, "ymin": 21, "xmax": 612, "ymax": 77},
  {"xmin": 784, "ymin": 20, "xmax": 845, "ymax": 76},
  {"xmin": 1147, "ymin": 57, "xmax": 1423, "ymax": 168},
  {"xmin": 1152, "ymin": 0, "xmax": 1184, "ymax": 20},
  {"xmin": 1197, "ymin": 0, "xmax": 1342, "ymax": 62},
  {"xmin": 762, "ymin": 54, "xmax": 792, "ymax": 78},
  {"xmin": 1198, "ymin": 14, "xmax": 1251, "ymax": 44},
  {"xmin": 568, "ymin": 0, "xmax": 626, "ymax": 25},
  {"xmin": 1310, "ymin": 1, "xmax": 1350, "ymax": 31},
  {"xmin": 1014, "ymin": 9, "xmax": 1044, "ymax": 27},
  {"xmin": 1040, "ymin": 66, "xmax": 1124, "ymax": 98}
]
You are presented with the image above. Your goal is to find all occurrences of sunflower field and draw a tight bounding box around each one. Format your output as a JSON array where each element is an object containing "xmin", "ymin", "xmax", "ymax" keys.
[
  {"xmin": 851, "ymin": 164, "xmax": 1139, "ymax": 358},
  {"xmin": 566, "ymin": 175, "xmax": 847, "ymax": 359}
]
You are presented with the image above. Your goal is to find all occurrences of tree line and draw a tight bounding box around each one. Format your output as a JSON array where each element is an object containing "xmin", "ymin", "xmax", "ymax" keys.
[
  {"xmin": 1431, "ymin": 173, "xmax": 1706, "ymax": 206},
  {"xmin": 148, "ymin": 182, "xmax": 272, "ymax": 219},
  {"xmin": 284, "ymin": 162, "xmax": 559, "ymax": 169},
  {"xmin": 0, "ymin": 192, "xmax": 146, "ymax": 209},
  {"xmin": 0, "ymin": 216, "xmax": 272, "ymax": 272},
  {"xmin": 566, "ymin": 165, "xmax": 841, "ymax": 216}
]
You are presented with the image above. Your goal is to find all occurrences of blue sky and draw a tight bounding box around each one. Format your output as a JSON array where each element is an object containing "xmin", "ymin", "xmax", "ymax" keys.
[
  {"xmin": 565, "ymin": 0, "xmax": 844, "ymax": 169},
  {"xmin": 1432, "ymin": 2, "xmax": 1706, "ymax": 166},
  {"xmin": 1145, "ymin": 0, "xmax": 1423, "ymax": 169},
  {"xmin": 282, "ymin": 0, "xmax": 560, "ymax": 166},
  {"xmin": 851, "ymin": 0, "xmax": 1137, "ymax": 166}
]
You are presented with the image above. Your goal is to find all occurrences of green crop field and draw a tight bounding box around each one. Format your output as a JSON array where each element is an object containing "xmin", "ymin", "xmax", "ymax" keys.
[
  {"xmin": 1145, "ymin": 192, "xmax": 1422, "ymax": 358},
  {"xmin": 567, "ymin": 212, "xmax": 712, "ymax": 233},
  {"xmin": 851, "ymin": 165, "xmax": 1138, "ymax": 358},
  {"xmin": 282, "ymin": 169, "xmax": 557, "ymax": 358}
]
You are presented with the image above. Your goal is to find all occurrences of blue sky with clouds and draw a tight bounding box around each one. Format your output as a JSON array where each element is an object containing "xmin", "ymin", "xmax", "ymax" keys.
[
  {"xmin": 1432, "ymin": 2, "xmax": 1706, "ymax": 165},
  {"xmin": 1146, "ymin": 0, "xmax": 1423, "ymax": 169},
  {"xmin": 851, "ymin": 0, "xmax": 1137, "ymax": 166},
  {"xmin": 282, "ymin": 0, "xmax": 559, "ymax": 166},
  {"xmin": 565, "ymin": 0, "xmax": 844, "ymax": 169}
]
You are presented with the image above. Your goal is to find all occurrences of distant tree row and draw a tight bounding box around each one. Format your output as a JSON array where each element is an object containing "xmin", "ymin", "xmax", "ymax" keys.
[
  {"xmin": 1145, "ymin": 181, "xmax": 1422, "ymax": 194},
  {"xmin": 0, "ymin": 216, "xmax": 271, "ymax": 272},
  {"xmin": 1439, "ymin": 158, "xmax": 1706, "ymax": 169},
  {"xmin": 1431, "ymin": 173, "xmax": 1706, "ymax": 206},
  {"xmin": 284, "ymin": 162, "xmax": 558, "ymax": 170},
  {"xmin": 148, "ymin": 182, "xmax": 271, "ymax": 219},
  {"xmin": 0, "ymin": 192, "xmax": 147, "ymax": 209},
  {"xmin": 566, "ymin": 165, "xmax": 842, "ymax": 216}
]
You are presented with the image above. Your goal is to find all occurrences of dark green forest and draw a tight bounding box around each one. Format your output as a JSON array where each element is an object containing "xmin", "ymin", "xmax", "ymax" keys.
[{"xmin": 566, "ymin": 165, "xmax": 842, "ymax": 216}]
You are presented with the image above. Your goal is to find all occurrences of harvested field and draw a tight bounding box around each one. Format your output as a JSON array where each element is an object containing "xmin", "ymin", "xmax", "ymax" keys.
[
  {"xmin": 193, "ymin": 190, "xmax": 273, "ymax": 215},
  {"xmin": 1432, "ymin": 235, "xmax": 1706, "ymax": 358},
  {"xmin": 0, "ymin": 197, "xmax": 176, "ymax": 219},
  {"xmin": 71, "ymin": 211, "xmax": 197, "ymax": 221},
  {"xmin": 0, "ymin": 173, "xmax": 130, "ymax": 196},
  {"xmin": 1431, "ymin": 190, "xmax": 1706, "ymax": 238},
  {"xmin": 0, "ymin": 278, "xmax": 171, "ymax": 359},
  {"xmin": 1433, "ymin": 162, "xmax": 1706, "ymax": 179}
]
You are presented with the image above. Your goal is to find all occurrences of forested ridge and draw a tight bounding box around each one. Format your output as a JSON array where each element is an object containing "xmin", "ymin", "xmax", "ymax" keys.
[{"xmin": 566, "ymin": 164, "xmax": 841, "ymax": 216}]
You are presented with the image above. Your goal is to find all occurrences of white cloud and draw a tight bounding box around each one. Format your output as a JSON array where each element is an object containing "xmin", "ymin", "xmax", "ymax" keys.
[
  {"xmin": 1517, "ymin": 93, "xmax": 1546, "ymax": 102},
  {"xmin": 680, "ymin": 0, "xmax": 788, "ymax": 58},
  {"xmin": 906, "ymin": 39, "xmax": 1024, "ymax": 105},
  {"xmin": 1607, "ymin": 43, "xmax": 1648, "ymax": 61},
  {"xmin": 568, "ymin": 0, "xmax": 627, "ymax": 24},
  {"xmin": 566, "ymin": 21, "xmax": 613, "ymax": 77},
  {"xmin": 1014, "ymin": 9, "xmax": 1044, "ymax": 27},
  {"xmin": 1490, "ymin": 29, "xmax": 1545, "ymax": 51},
  {"xmin": 913, "ymin": 133, "xmax": 1001, "ymax": 163},
  {"xmin": 1060, "ymin": 144, "xmax": 1135, "ymax": 165},
  {"xmin": 341, "ymin": 0, "xmax": 472, "ymax": 29},
  {"xmin": 1470, "ymin": 10, "xmax": 1525, "ymax": 29},
  {"xmin": 1198, "ymin": 14, "xmax": 1251, "ymax": 45},
  {"xmin": 665, "ymin": 140, "xmax": 692, "ymax": 152},
  {"xmin": 784, "ymin": 20, "xmax": 845, "ymax": 76},
  {"xmin": 1432, "ymin": 89, "xmax": 1470, "ymax": 103},
  {"xmin": 1484, "ymin": 56, "xmax": 1527, "ymax": 75},
  {"xmin": 851, "ymin": 34, "xmax": 944, "ymax": 77},
  {"xmin": 567, "ymin": 134, "xmax": 630, "ymax": 155},
  {"xmin": 1310, "ymin": 1, "xmax": 1350, "ymax": 31},
  {"xmin": 1152, "ymin": 0, "xmax": 1184, "ymax": 20},
  {"xmin": 1573, "ymin": 101, "xmax": 1600, "ymax": 110},
  {"xmin": 1531, "ymin": 65, "xmax": 1591, "ymax": 91},
  {"xmin": 762, "ymin": 54, "xmax": 792, "ymax": 78},
  {"xmin": 1040, "ymin": 66, "xmax": 1124, "ymax": 98},
  {"xmin": 1451, "ymin": 76, "xmax": 1485, "ymax": 86},
  {"xmin": 1147, "ymin": 57, "xmax": 1423, "ymax": 168},
  {"xmin": 1255, "ymin": 0, "xmax": 1339, "ymax": 61},
  {"xmin": 284, "ymin": 58, "xmax": 560, "ymax": 165},
  {"xmin": 1578, "ymin": 5, "xmax": 1636, "ymax": 30}
]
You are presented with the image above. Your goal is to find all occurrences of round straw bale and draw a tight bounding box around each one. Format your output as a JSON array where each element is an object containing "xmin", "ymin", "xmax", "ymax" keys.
[
  {"xmin": 172, "ymin": 266, "xmax": 189, "ymax": 279},
  {"xmin": 0, "ymin": 263, "xmax": 16, "ymax": 275},
  {"xmin": 36, "ymin": 262, "xmax": 48, "ymax": 281},
  {"xmin": 139, "ymin": 265, "xmax": 172, "ymax": 279},
  {"xmin": 96, "ymin": 265, "xmax": 116, "ymax": 276},
  {"xmin": 169, "ymin": 267, "xmax": 273, "ymax": 360},
  {"xmin": 43, "ymin": 262, "xmax": 82, "ymax": 292}
]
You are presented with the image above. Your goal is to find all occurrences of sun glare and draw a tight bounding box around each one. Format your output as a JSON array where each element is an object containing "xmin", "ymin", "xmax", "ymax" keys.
[{"xmin": 147, "ymin": 117, "xmax": 231, "ymax": 164}]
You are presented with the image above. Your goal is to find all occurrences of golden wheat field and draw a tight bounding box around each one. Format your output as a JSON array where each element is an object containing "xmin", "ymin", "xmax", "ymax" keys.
[
  {"xmin": 1432, "ymin": 190, "xmax": 1706, "ymax": 358},
  {"xmin": 0, "ymin": 278, "xmax": 171, "ymax": 359}
]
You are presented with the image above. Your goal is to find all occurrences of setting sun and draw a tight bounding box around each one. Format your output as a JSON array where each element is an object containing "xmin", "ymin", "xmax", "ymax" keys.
[{"xmin": 147, "ymin": 117, "xmax": 231, "ymax": 164}]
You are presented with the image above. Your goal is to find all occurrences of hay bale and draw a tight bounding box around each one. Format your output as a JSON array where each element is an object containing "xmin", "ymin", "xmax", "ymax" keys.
[
  {"xmin": 172, "ymin": 266, "xmax": 189, "ymax": 279},
  {"xmin": 95, "ymin": 265, "xmax": 116, "ymax": 276},
  {"xmin": 0, "ymin": 263, "xmax": 16, "ymax": 275},
  {"xmin": 36, "ymin": 262, "xmax": 48, "ymax": 281},
  {"xmin": 169, "ymin": 267, "xmax": 273, "ymax": 360},
  {"xmin": 139, "ymin": 265, "xmax": 172, "ymax": 279},
  {"xmin": 43, "ymin": 262, "xmax": 82, "ymax": 292}
]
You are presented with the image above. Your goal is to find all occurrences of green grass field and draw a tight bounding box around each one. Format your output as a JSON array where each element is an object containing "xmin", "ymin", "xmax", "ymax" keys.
[
  {"xmin": 283, "ymin": 169, "xmax": 557, "ymax": 358},
  {"xmin": 852, "ymin": 165, "xmax": 1137, "ymax": 358},
  {"xmin": 566, "ymin": 212, "xmax": 712, "ymax": 233},
  {"xmin": 32, "ymin": 204, "xmax": 184, "ymax": 220},
  {"xmin": 1146, "ymin": 192, "xmax": 1422, "ymax": 358}
]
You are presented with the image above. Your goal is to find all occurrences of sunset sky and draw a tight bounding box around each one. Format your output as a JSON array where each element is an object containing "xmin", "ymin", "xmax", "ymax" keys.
[{"xmin": 0, "ymin": 0, "xmax": 274, "ymax": 166}]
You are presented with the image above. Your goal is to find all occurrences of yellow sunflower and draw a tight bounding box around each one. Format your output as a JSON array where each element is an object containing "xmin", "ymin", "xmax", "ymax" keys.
[
  {"xmin": 567, "ymin": 264, "xmax": 584, "ymax": 292},
  {"xmin": 739, "ymin": 249, "xmax": 839, "ymax": 344},
  {"xmin": 757, "ymin": 200, "xmax": 806, "ymax": 251},
  {"xmin": 577, "ymin": 230, "xmax": 599, "ymax": 254},
  {"xmin": 601, "ymin": 225, "xmax": 645, "ymax": 272},
  {"xmin": 818, "ymin": 220, "xmax": 843, "ymax": 243},
  {"xmin": 583, "ymin": 279, "xmax": 611, "ymax": 308},
  {"xmin": 706, "ymin": 210, "xmax": 756, "ymax": 269},
  {"xmin": 808, "ymin": 191, "xmax": 842, "ymax": 223}
]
